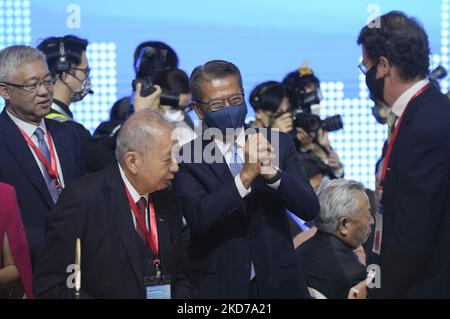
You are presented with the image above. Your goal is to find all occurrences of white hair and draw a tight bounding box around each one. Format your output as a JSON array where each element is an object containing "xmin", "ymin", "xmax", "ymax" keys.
[
  {"xmin": 114, "ymin": 110, "xmax": 172, "ymax": 162},
  {"xmin": 315, "ymin": 179, "xmax": 366, "ymax": 233},
  {"xmin": 0, "ymin": 45, "xmax": 47, "ymax": 82}
]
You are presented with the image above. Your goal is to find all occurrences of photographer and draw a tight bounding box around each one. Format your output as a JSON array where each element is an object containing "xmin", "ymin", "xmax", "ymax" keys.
[
  {"xmin": 153, "ymin": 68, "xmax": 197, "ymax": 145},
  {"xmin": 283, "ymin": 66, "xmax": 344, "ymax": 178},
  {"xmin": 249, "ymin": 81, "xmax": 292, "ymax": 133}
]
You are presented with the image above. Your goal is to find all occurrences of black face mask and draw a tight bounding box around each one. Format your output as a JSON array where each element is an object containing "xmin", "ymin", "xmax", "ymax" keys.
[{"xmin": 365, "ymin": 64, "xmax": 385, "ymax": 104}]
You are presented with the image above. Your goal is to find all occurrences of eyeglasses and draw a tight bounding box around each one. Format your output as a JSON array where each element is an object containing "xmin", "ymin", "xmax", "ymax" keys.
[
  {"xmin": 2, "ymin": 78, "xmax": 57, "ymax": 93},
  {"xmin": 358, "ymin": 62, "xmax": 368, "ymax": 75},
  {"xmin": 197, "ymin": 93, "xmax": 244, "ymax": 112}
]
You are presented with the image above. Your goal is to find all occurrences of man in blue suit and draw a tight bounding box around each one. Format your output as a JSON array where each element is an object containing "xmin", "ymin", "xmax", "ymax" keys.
[
  {"xmin": 0, "ymin": 45, "xmax": 85, "ymax": 265},
  {"xmin": 173, "ymin": 60, "xmax": 320, "ymax": 298},
  {"xmin": 358, "ymin": 11, "xmax": 450, "ymax": 298}
]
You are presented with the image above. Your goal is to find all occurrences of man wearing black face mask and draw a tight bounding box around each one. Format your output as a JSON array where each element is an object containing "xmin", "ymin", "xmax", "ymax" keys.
[
  {"xmin": 173, "ymin": 60, "xmax": 319, "ymax": 298},
  {"xmin": 358, "ymin": 11, "xmax": 450, "ymax": 298},
  {"xmin": 37, "ymin": 35, "xmax": 115, "ymax": 173}
]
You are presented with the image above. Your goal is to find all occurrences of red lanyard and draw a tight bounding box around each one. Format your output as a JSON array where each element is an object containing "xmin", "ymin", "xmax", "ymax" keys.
[
  {"xmin": 378, "ymin": 83, "xmax": 431, "ymax": 192},
  {"xmin": 19, "ymin": 127, "xmax": 62, "ymax": 191},
  {"xmin": 124, "ymin": 184, "xmax": 160, "ymax": 265}
]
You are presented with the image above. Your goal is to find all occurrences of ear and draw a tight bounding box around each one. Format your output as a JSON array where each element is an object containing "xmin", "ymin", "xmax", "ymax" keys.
[
  {"xmin": 378, "ymin": 56, "xmax": 391, "ymax": 77},
  {"xmin": 338, "ymin": 216, "xmax": 350, "ymax": 236},
  {"xmin": 192, "ymin": 101, "xmax": 205, "ymax": 120},
  {"xmin": 0, "ymin": 83, "xmax": 10, "ymax": 100},
  {"xmin": 123, "ymin": 151, "xmax": 140, "ymax": 175}
]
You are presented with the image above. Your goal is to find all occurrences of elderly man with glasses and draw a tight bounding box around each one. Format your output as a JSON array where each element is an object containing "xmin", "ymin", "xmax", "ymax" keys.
[{"xmin": 0, "ymin": 45, "xmax": 86, "ymax": 266}]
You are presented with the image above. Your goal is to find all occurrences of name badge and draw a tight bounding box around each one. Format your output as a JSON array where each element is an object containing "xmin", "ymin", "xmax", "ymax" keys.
[{"xmin": 145, "ymin": 275, "xmax": 171, "ymax": 299}]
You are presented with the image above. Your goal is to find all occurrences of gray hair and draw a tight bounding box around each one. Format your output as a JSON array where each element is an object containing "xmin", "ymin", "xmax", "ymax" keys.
[
  {"xmin": 315, "ymin": 179, "xmax": 366, "ymax": 233},
  {"xmin": 0, "ymin": 45, "xmax": 48, "ymax": 82},
  {"xmin": 115, "ymin": 110, "xmax": 172, "ymax": 162},
  {"xmin": 190, "ymin": 60, "xmax": 243, "ymax": 102}
]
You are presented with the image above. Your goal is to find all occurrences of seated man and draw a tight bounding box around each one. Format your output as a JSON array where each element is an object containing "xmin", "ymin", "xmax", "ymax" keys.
[{"xmin": 296, "ymin": 179, "xmax": 374, "ymax": 299}]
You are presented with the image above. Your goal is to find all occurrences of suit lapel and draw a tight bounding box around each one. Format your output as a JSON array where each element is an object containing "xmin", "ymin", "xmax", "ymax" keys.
[
  {"xmin": 103, "ymin": 164, "xmax": 145, "ymax": 291},
  {"xmin": 0, "ymin": 110, "xmax": 53, "ymax": 207},
  {"xmin": 151, "ymin": 194, "xmax": 170, "ymax": 269},
  {"xmin": 202, "ymin": 138, "xmax": 234, "ymax": 184}
]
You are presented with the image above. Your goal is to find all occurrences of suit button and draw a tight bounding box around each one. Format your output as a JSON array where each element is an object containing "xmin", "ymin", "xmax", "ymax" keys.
[{"xmin": 243, "ymin": 263, "xmax": 249, "ymax": 270}]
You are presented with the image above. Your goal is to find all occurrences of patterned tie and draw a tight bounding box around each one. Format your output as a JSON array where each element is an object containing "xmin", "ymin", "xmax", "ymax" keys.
[
  {"xmin": 34, "ymin": 128, "xmax": 59, "ymax": 203},
  {"xmin": 386, "ymin": 112, "xmax": 398, "ymax": 141},
  {"xmin": 229, "ymin": 143, "xmax": 243, "ymax": 177},
  {"xmin": 135, "ymin": 197, "xmax": 148, "ymax": 245},
  {"xmin": 229, "ymin": 143, "xmax": 255, "ymax": 279}
]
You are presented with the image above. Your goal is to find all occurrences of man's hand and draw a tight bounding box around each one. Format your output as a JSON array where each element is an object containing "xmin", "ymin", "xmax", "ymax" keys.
[
  {"xmin": 240, "ymin": 133, "xmax": 275, "ymax": 188},
  {"xmin": 133, "ymin": 83, "xmax": 162, "ymax": 112},
  {"xmin": 271, "ymin": 112, "xmax": 293, "ymax": 133},
  {"xmin": 296, "ymin": 127, "xmax": 314, "ymax": 151}
]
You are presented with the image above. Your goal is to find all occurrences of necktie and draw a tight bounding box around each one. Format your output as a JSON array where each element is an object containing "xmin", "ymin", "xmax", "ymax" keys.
[
  {"xmin": 229, "ymin": 143, "xmax": 243, "ymax": 177},
  {"xmin": 229, "ymin": 143, "xmax": 255, "ymax": 279},
  {"xmin": 34, "ymin": 128, "xmax": 59, "ymax": 203},
  {"xmin": 386, "ymin": 112, "xmax": 398, "ymax": 141},
  {"xmin": 135, "ymin": 197, "xmax": 148, "ymax": 245}
]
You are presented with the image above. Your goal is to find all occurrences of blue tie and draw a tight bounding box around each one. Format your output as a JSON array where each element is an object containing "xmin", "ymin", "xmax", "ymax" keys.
[
  {"xmin": 229, "ymin": 143, "xmax": 255, "ymax": 279},
  {"xmin": 229, "ymin": 143, "xmax": 243, "ymax": 177},
  {"xmin": 34, "ymin": 128, "xmax": 59, "ymax": 203}
]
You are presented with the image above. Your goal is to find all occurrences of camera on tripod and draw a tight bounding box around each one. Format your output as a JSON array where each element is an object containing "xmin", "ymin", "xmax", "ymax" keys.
[
  {"xmin": 132, "ymin": 46, "xmax": 180, "ymax": 107},
  {"xmin": 283, "ymin": 66, "xmax": 343, "ymax": 134}
]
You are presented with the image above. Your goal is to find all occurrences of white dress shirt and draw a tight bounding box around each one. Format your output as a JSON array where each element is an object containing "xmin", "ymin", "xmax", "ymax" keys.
[
  {"xmin": 391, "ymin": 79, "xmax": 430, "ymax": 127},
  {"xmin": 6, "ymin": 109, "xmax": 65, "ymax": 188}
]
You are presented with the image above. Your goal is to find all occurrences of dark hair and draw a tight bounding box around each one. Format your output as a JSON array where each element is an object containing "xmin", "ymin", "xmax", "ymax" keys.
[
  {"xmin": 299, "ymin": 153, "xmax": 328, "ymax": 179},
  {"xmin": 190, "ymin": 60, "xmax": 243, "ymax": 102},
  {"xmin": 110, "ymin": 96, "xmax": 131, "ymax": 122},
  {"xmin": 153, "ymin": 68, "xmax": 189, "ymax": 94},
  {"xmin": 133, "ymin": 41, "xmax": 179, "ymax": 70},
  {"xmin": 37, "ymin": 35, "xmax": 88, "ymax": 77},
  {"xmin": 249, "ymin": 81, "xmax": 288, "ymax": 113},
  {"xmin": 357, "ymin": 10, "xmax": 430, "ymax": 81}
]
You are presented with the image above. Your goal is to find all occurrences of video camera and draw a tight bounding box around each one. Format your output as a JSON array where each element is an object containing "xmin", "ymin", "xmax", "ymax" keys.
[
  {"xmin": 283, "ymin": 66, "xmax": 343, "ymax": 134},
  {"xmin": 132, "ymin": 46, "xmax": 180, "ymax": 107}
]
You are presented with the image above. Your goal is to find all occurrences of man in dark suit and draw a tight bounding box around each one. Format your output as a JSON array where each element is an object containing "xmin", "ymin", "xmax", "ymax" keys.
[
  {"xmin": 173, "ymin": 60, "xmax": 320, "ymax": 298},
  {"xmin": 297, "ymin": 179, "xmax": 373, "ymax": 299},
  {"xmin": 358, "ymin": 11, "xmax": 450, "ymax": 298},
  {"xmin": 0, "ymin": 45, "xmax": 85, "ymax": 266},
  {"xmin": 34, "ymin": 110, "xmax": 191, "ymax": 299}
]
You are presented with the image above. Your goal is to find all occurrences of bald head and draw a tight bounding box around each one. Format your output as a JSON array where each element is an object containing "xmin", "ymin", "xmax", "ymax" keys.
[{"xmin": 115, "ymin": 110, "xmax": 173, "ymax": 162}]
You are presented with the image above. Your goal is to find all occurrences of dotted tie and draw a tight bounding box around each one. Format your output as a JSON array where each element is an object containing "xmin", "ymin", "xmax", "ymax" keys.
[
  {"xmin": 135, "ymin": 197, "xmax": 148, "ymax": 245},
  {"xmin": 34, "ymin": 128, "xmax": 59, "ymax": 203},
  {"xmin": 229, "ymin": 143, "xmax": 243, "ymax": 177},
  {"xmin": 386, "ymin": 112, "xmax": 398, "ymax": 141}
]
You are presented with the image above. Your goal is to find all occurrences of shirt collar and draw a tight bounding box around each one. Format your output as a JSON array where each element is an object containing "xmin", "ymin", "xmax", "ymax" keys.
[
  {"xmin": 6, "ymin": 108, "xmax": 47, "ymax": 138},
  {"xmin": 213, "ymin": 126, "xmax": 245, "ymax": 155},
  {"xmin": 52, "ymin": 99, "xmax": 73, "ymax": 119},
  {"xmin": 118, "ymin": 163, "xmax": 148, "ymax": 204},
  {"xmin": 391, "ymin": 79, "xmax": 429, "ymax": 118}
]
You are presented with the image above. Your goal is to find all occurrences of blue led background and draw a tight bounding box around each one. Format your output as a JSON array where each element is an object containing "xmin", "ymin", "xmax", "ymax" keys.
[{"xmin": 0, "ymin": 0, "xmax": 448, "ymax": 189}]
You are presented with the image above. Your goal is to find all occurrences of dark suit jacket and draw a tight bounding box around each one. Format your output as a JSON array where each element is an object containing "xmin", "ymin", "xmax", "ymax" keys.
[
  {"xmin": 33, "ymin": 164, "xmax": 192, "ymax": 299},
  {"xmin": 369, "ymin": 84, "xmax": 450, "ymax": 298},
  {"xmin": 173, "ymin": 129, "xmax": 320, "ymax": 298},
  {"xmin": 297, "ymin": 231, "xmax": 366, "ymax": 299},
  {"xmin": 0, "ymin": 109, "xmax": 85, "ymax": 265}
]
